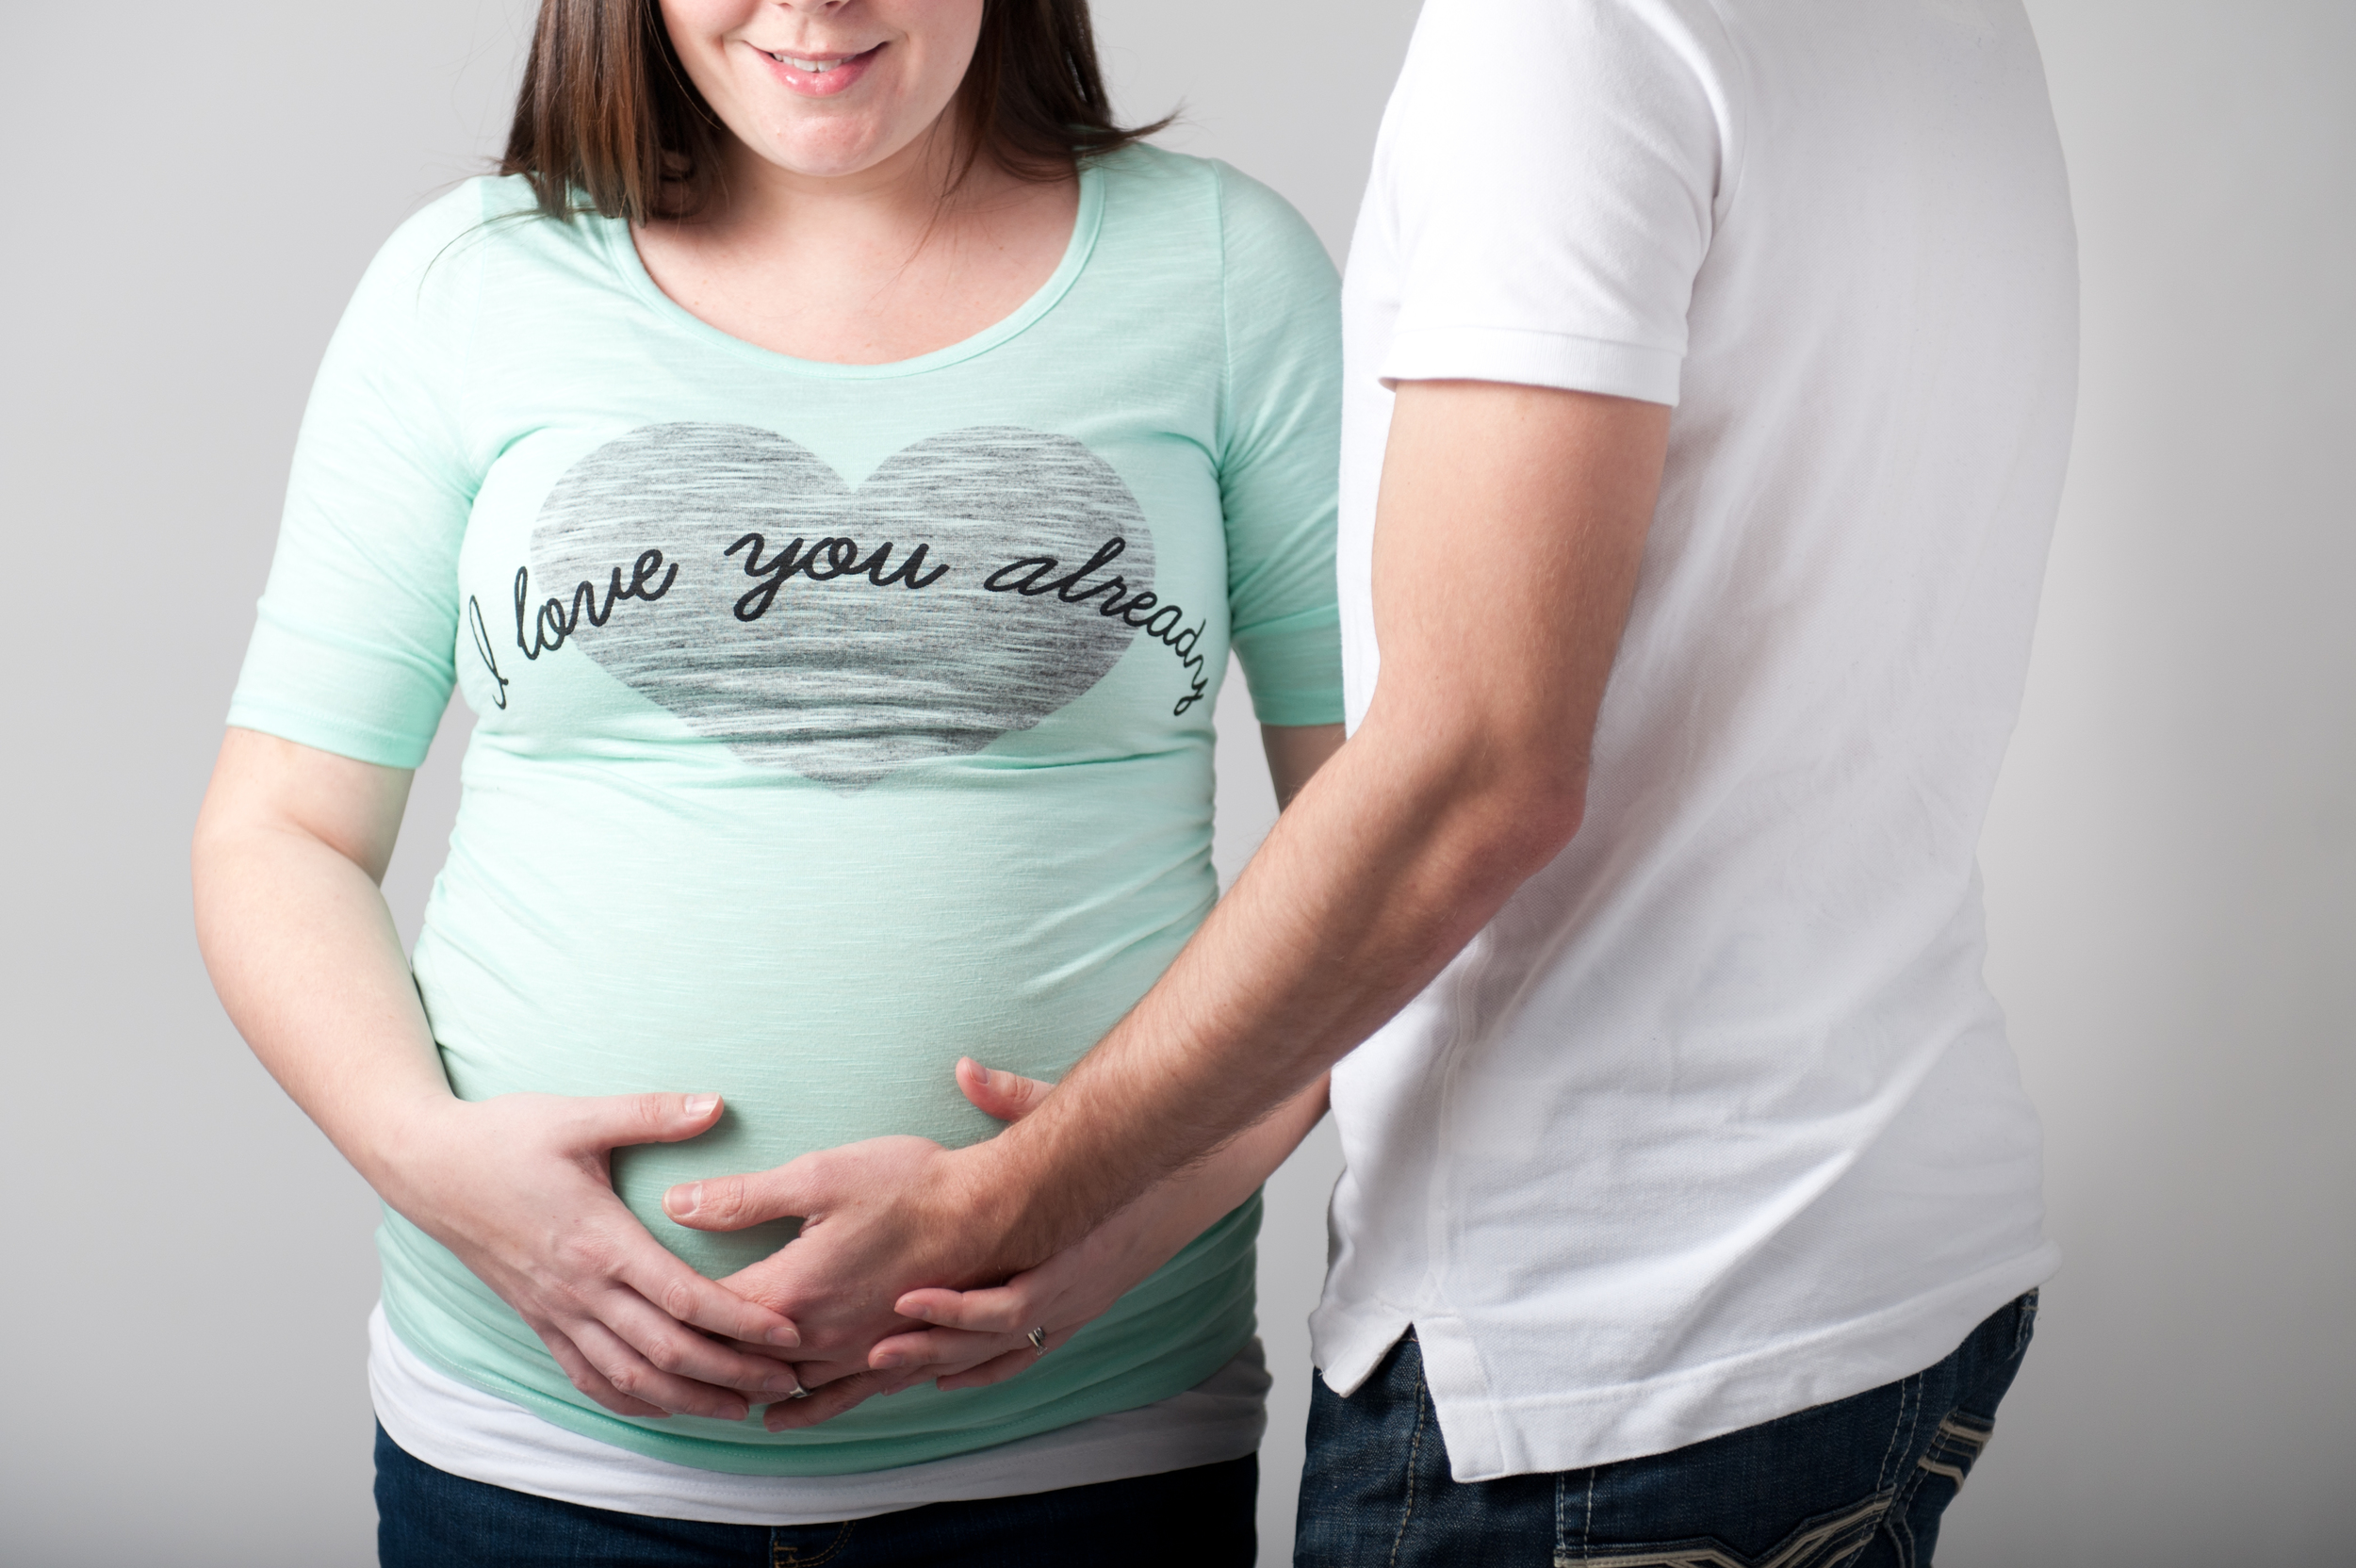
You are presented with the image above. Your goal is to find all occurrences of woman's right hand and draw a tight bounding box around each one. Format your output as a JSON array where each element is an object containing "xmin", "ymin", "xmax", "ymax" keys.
[
  {"xmin": 379, "ymin": 1088, "xmax": 810, "ymax": 1422},
  {"xmin": 196, "ymin": 731, "xmax": 807, "ymax": 1423}
]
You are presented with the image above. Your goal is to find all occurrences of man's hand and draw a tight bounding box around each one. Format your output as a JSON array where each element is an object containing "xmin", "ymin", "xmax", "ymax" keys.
[
  {"xmin": 870, "ymin": 1064, "xmax": 1121, "ymax": 1393},
  {"xmin": 868, "ymin": 1064, "xmax": 1330, "ymax": 1395},
  {"xmin": 661, "ymin": 1130, "xmax": 1009, "ymax": 1429},
  {"xmin": 668, "ymin": 1060, "xmax": 1331, "ymax": 1430},
  {"xmin": 659, "ymin": 1064, "xmax": 1049, "ymax": 1430}
]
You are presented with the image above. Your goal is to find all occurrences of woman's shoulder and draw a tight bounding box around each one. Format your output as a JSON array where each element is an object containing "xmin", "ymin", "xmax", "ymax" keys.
[
  {"xmin": 1090, "ymin": 144, "xmax": 1334, "ymax": 288},
  {"xmin": 361, "ymin": 175, "xmax": 587, "ymax": 286},
  {"xmin": 303, "ymin": 175, "xmax": 605, "ymax": 384},
  {"xmin": 364, "ymin": 176, "xmax": 515, "ymax": 269}
]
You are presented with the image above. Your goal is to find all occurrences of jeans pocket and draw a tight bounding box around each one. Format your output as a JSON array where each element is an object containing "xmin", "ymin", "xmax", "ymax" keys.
[{"xmin": 1556, "ymin": 1490, "xmax": 1892, "ymax": 1568}]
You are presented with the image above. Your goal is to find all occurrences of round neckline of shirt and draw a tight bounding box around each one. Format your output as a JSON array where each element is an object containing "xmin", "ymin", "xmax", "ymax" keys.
[{"xmin": 598, "ymin": 161, "xmax": 1105, "ymax": 380}]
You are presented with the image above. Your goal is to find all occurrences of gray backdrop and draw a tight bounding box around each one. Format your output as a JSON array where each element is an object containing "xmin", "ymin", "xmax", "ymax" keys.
[{"xmin": 2, "ymin": 3, "xmax": 2348, "ymax": 1563}]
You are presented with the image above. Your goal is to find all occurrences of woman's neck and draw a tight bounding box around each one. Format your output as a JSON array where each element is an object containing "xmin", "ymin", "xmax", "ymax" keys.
[{"xmin": 633, "ymin": 122, "xmax": 1081, "ymax": 367}]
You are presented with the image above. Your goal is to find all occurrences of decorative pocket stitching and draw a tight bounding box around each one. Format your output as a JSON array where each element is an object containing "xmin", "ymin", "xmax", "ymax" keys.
[
  {"xmin": 1914, "ymin": 1413, "xmax": 1995, "ymax": 1489},
  {"xmin": 1553, "ymin": 1492, "xmax": 1892, "ymax": 1568}
]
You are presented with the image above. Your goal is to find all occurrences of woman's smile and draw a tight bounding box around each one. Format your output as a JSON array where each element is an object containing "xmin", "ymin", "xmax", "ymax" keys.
[
  {"xmin": 658, "ymin": 0, "xmax": 985, "ymax": 182},
  {"xmin": 755, "ymin": 41, "xmax": 885, "ymax": 99}
]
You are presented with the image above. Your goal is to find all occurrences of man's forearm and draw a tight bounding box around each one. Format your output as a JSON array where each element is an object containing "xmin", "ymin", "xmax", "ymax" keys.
[
  {"xmin": 964, "ymin": 383, "xmax": 1669, "ymax": 1262},
  {"xmin": 972, "ymin": 706, "xmax": 1577, "ymax": 1256}
]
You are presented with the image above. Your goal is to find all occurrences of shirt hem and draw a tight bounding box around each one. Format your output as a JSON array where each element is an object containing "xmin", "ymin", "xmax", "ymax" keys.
[
  {"xmin": 1316, "ymin": 1243, "xmax": 2060, "ymax": 1482},
  {"xmin": 1378, "ymin": 326, "xmax": 1682, "ymax": 406},
  {"xmin": 224, "ymin": 697, "xmax": 434, "ymax": 771}
]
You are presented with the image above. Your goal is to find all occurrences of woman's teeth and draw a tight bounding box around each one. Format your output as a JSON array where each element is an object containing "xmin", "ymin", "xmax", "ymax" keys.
[{"xmin": 771, "ymin": 52, "xmax": 843, "ymax": 73}]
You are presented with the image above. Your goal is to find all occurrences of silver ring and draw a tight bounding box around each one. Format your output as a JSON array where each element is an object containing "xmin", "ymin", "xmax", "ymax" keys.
[
  {"xmin": 785, "ymin": 1366, "xmax": 812, "ymax": 1400},
  {"xmin": 1025, "ymin": 1327, "xmax": 1048, "ymax": 1354}
]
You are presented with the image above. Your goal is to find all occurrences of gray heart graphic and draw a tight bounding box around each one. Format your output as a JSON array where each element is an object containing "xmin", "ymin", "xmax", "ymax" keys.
[{"xmin": 527, "ymin": 423, "xmax": 1155, "ymax": 791}]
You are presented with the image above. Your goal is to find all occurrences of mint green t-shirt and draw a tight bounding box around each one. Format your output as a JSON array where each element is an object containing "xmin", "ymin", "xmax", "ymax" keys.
[{"xmin": 228, "ymin": 145, "xmax": 1343, "ymax": 1476}]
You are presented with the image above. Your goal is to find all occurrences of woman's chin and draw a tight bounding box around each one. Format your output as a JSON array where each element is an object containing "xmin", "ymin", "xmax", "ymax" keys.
[{"xmin": 740, "ymin": 122, "xmax": 927, "ymax": 186}]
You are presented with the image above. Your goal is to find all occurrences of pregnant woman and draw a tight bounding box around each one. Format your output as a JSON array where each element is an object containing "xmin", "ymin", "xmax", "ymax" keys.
[{"xmin": 191, "ymin": 1, "xmax": 1342, "ymax": 1562}]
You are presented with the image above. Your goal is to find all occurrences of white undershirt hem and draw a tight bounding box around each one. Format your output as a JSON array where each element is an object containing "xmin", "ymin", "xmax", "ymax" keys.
[{"xmin": 368, "ymin": 1303, "xmax": 1268, "ymax": 1525}]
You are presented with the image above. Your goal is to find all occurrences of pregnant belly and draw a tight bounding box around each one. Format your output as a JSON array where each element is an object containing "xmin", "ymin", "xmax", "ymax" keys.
[
  {"xmin": 409, "ymin": 760, "xmax": 1213, "ymax": 1279},
  {"xmin": 416, "ymin": 906, "xmax": 1184, "ymax": 1281}
]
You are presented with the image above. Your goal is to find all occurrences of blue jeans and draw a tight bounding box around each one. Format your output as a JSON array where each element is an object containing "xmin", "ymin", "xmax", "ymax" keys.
[
  {"xmin": 375, "ymin": 1426, "xmax": 1255, "ymax": 1567},
  {"xmin": 1297, "ymin": 1292, "xmax": 2037, "ymax": 1568}
]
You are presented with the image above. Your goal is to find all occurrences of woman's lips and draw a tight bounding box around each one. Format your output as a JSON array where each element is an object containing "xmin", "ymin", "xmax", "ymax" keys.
[{"xmin": 759, "ymin": 43, "xmax": 883, "ymax": 98}]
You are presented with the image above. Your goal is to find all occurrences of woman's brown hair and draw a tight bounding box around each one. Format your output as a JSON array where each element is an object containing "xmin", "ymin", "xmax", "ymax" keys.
[{"xmin": 500, "ymin": 0, "xmax": 1169, "ymax": 222}]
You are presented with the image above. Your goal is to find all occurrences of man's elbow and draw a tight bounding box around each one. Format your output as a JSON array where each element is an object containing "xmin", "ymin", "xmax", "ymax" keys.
[
  {"xmin": 1360, "ymin": 693, "xmax": 1591, "ymax": 884},
  {"xmin": 1480, "ymin": 761, "xmax": 1588, "ymax": 878},
  {"xmin": 1422, "ymin": 744, "xmax": 1585, "ymax": 895}
]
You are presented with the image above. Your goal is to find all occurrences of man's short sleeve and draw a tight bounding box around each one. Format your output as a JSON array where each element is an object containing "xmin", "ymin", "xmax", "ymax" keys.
[{"xmin": 1372, "ymin": 0, "xmax": 1731, "ymax": 406}]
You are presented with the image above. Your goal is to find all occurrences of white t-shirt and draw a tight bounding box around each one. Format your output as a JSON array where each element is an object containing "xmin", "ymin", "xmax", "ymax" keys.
[
  {"xmin": 1318, "ymin": 0, "xmax": 2076, "ymax": 1481},
  {"xmin": 370, "ymin": 1306, "xmax": 1268, "ymax": 1523}
]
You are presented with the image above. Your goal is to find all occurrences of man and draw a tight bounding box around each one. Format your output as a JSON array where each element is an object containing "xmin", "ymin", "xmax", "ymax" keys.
[{"xmin": 670, "ymin": 0, "xmax": 2077, "ymax": 1558}]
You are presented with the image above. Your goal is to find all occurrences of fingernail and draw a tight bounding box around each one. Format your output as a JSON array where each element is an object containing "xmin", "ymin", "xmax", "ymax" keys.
[
  {"xmin": 666, "ymin": 1183, "xmax": 702, "ymax": 1218},
  {"xmin": 871, "ymin": 1352, "xmax": 904, "ymax": 1370},
  {"xmin": 719, "ymin": 1403, "xmax": 747, "ymax": 1422},
  {"xmin": 764, "ymin": 1372, "xmax": 803, "ymax": 1394},
  {"xmin": 684, "ymin": 1093, "xmax": 719, "ymax": 1118},
  {"xmin": 767, "ymin": 1325, "xmax": 801, "ymax": 1349}
]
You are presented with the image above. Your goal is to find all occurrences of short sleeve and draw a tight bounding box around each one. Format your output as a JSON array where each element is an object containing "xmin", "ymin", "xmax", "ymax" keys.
[
  {"xmin": 1374, "ymin": 0, "xmax": 1731, "ymax": 405},
  {"xmin": 1213, "ymin": 163, "xmax": 1346, "ymax": 727},
  {"xmin": 226, "ymin": 183, "xmax": 491, "ymax": 768}
]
